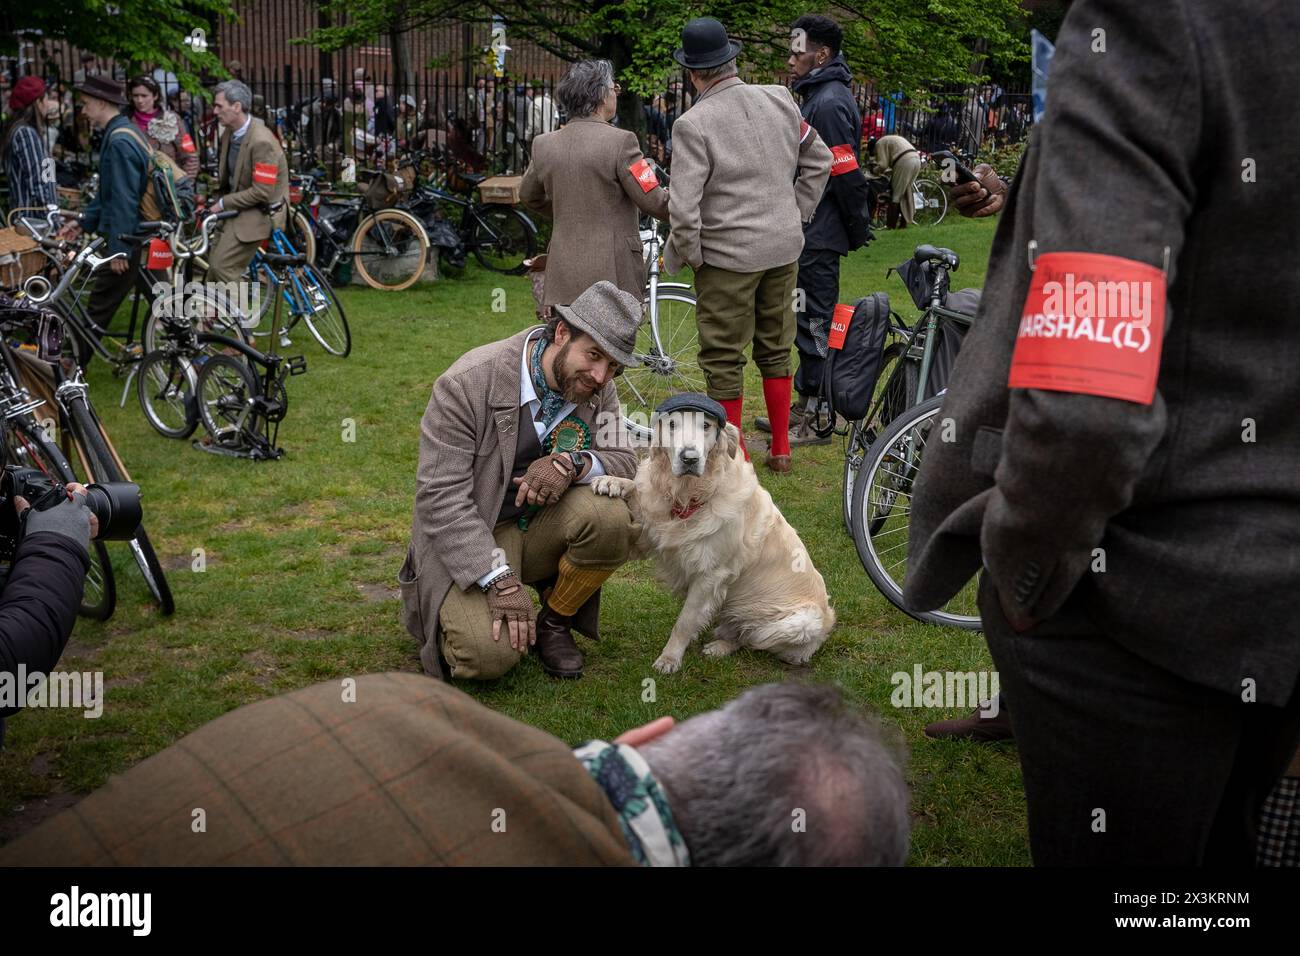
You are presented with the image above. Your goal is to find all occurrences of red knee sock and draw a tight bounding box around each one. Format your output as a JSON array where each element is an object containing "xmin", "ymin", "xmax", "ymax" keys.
[
  {"xmin": 762, "ymin": 376, "xmax": 793, "ymax": 456},
  {"xmin": 718, "ymin": 396, "xmax": 749, "ymax": 461}
]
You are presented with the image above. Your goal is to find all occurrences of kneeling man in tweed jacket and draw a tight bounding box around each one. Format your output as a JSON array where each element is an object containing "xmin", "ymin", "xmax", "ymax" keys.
[{"xmin": 400, "ymin": 281, "xmax": 640, "ymax": 681}]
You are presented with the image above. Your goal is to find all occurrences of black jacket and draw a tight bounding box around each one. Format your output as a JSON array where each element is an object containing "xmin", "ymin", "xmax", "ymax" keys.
[
  {"xmin": 792, "ymin": 56, "xmax": 862, "ymax": 254},
  {"xmin": 0, "ymin": 531, "xmax": 88, "ymax": 744}
]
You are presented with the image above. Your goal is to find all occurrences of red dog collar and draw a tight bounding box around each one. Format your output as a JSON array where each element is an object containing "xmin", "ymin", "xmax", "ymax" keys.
[{"xmin": 671, "ymin": 499, "xmax": 703, "ymax": 520}]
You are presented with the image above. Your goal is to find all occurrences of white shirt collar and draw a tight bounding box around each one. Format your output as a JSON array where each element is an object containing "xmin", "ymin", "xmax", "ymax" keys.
[
  {"xmin": 232, "ymin": 114, "xmax": 253, "ymax": 140},
  {"xmin": 519, "ymin": 328, "xmax": 576, "ymax": 440}
]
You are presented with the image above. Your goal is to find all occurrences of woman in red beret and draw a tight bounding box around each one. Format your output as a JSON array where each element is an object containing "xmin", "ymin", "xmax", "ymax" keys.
[{"xmin": 2, "ymin": 76, "xmax": 62, "ymax": 213}]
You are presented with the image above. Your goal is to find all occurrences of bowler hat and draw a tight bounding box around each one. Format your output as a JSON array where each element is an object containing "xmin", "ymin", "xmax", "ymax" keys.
[
  {"xmin": 553, "ymin": 280, "xmax": 644, "ymax": 368},
  {"xmin": 74, "ymin": 74, "xmax": 127, "ymax": 107},
  {"xmin": 673, "ymin": 18, "xmax": 742, "ymax": 70}
]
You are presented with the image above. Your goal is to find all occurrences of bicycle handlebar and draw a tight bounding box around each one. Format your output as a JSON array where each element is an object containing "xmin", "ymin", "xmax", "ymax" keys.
[{"xmin": 23, "ymin": 236, "xmax": 125, "ymax": 305}]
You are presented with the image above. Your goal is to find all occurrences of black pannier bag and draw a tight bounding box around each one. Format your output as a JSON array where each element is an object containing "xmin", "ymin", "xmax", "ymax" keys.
[
  {"xmin": 821, "ymin": 291, "xmax": 892, "ymax": 422},
  {"xmin": 924, "ymin": 287, "xmax": 981, "ymax": 399}
]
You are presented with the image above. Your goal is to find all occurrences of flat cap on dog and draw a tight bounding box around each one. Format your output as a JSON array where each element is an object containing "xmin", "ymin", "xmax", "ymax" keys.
[
  {"xmin": 553, "ymin": 280, "xmax": 644, "ymax": 368},
  {"xmin": 654, "ymin": 392, "xmax": 728, "ymax": 428}
]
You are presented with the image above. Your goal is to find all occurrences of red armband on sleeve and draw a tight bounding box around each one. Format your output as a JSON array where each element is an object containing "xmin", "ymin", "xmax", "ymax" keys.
[
  {"xmin": 627, "ymin": 158, "xmax": 658, "ymax": 193},
  {"xmin": 1008, "ymin": 252, "xmax": 1167, "ymax": 405},
  {"xmin": 829, "ymin": 144, "xmax": 859, "ymax": 175},
  {"xmin": 253, "ymin": 161, "xmax": 278, "ymax": 185}
]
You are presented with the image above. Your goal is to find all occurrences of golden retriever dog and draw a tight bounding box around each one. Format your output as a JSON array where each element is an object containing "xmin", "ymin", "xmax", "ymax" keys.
[{"xmin": 593, "ymin": 408, "xmax": 835, "ymax": 674}]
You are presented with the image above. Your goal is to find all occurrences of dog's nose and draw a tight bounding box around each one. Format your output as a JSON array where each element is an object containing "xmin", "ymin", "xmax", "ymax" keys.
[{"xmin": 680, "ymin": 447, "xmax": 700, "ymax": 462}]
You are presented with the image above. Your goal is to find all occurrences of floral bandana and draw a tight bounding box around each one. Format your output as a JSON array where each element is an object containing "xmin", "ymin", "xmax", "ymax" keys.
[
  {"xmin": 573, "ymin": 740, "xmax": 690, "ymax": 867},
  {"xmin": 529, "ymin": 333, "xmax": 567, "ymax": 429}
]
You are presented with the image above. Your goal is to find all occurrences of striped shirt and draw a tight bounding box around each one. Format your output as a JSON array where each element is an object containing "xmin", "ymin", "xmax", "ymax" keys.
[{"xmin": 3, "ymin": 124, "xmax": 58, "ymax": 211}]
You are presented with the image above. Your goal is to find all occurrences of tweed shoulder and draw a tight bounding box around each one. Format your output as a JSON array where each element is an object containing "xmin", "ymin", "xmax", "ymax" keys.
[{"xmin": 0, "ymin": 673, "xmax": 634, "ymax": 866}]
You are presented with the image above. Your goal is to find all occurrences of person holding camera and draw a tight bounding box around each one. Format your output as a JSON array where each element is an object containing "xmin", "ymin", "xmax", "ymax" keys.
[{"xmin": 0, "ymin": 483, "xmax": 97, "ymax": 748}]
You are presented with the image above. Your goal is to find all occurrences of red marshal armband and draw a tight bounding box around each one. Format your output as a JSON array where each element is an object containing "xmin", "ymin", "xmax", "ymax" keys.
[
  {"xmin": 1008, "ymin": 252, "xmax": 1167, "ymax": 405},
  {"xmin": 146, "ymin": 238, "xmax": 174, "ymax": 270},
  {"xmin": 799, "ymin": 120, "xmax": 812, "ymax": 145},
  {"xmin": 828, "ymin": 303, "xmax": 853, "ymax": 350},
  {"xmin": 179, "ymin": 133, "xmax": 196, "ymax": 154},
  {"xmin": 829, "ymin": 144, "xmax": 859, "ymax": 176},
  {"xmin": 252, "ymin": 161, "xmax": 279, "ymax": 185},
  {"xmin": 627, "ymin": 157, "xmax": 658, "ymax": 193}
]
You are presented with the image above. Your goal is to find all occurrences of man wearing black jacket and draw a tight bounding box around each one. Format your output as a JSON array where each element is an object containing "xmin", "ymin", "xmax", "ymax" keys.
[
  {"xmin": 758, "ymin": 15, "xmax": 862, "ymax": 443},
  {"xmin": 0, "ymin": 485, "xmax": 95, "ymax": 748}
]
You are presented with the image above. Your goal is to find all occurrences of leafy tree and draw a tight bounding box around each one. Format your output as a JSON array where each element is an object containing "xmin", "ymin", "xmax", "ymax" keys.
[
  {"xmin": 3, "ymin": 0, "xmax": 235, "ymax": 92},
  {"xmin": 310, "ymin": 0, "xmax": 1029, "ymax": 137}
]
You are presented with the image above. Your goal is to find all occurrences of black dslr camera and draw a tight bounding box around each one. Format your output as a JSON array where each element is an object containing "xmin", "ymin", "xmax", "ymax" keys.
[{"xmin": 0, "ymin": 466, "xmax": 142, "ymax": 563}]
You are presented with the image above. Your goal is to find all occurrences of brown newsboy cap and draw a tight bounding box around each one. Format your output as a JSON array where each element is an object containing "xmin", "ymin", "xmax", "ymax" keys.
[
  {"xmin": 553, "ymin": 280, "xmax": 644, "ymax": 368},
  {"xmin": 74, "ymin": 74, "xmax": 127, "ymax": 107}
]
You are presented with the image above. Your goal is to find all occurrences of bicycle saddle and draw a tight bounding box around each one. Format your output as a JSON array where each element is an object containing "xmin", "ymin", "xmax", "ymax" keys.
[
  {"xmin": 260, "ymin": 251, "xmax": 307, "ymax": 268},
  {"xmin": 913, "ymin": 244, "xmax": 959, "ymax": 269}
]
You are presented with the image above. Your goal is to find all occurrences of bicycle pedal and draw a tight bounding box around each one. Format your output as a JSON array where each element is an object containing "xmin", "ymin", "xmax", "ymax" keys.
[
  {"xmin": 287, "ymin": 355, "xmax": 308, "ymax": 376},
  {"xmin": 279, "ymin": 334, "xmax": 293, "ymax": 348}
]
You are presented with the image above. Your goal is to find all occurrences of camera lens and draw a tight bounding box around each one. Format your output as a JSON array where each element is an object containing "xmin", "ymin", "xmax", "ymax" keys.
[{"xmin": 83, "ymin": 482, "xmax": 143, "ymax": 540}]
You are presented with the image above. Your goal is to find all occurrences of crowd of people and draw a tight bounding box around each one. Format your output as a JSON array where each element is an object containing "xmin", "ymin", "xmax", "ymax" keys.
[{"xmin": 1, "ymin": 0, "xmax": 1296, "ymax": 873}]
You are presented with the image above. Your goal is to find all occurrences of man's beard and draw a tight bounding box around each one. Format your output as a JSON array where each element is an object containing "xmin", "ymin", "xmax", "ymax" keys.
[{"xmin": 552, "ymin": 339, "xmax": 600, "ymax": 404}]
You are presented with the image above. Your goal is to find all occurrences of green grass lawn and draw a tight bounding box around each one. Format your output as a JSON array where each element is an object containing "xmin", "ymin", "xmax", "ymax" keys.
[{"xmin": 0, "ymin": 213, "xmax": 1028, "ymax": 865}]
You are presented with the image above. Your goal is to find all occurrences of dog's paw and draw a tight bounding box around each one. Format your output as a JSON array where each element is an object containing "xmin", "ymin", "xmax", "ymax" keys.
[
  {"xmin": 652, "ymin": 653, "xmax": 682, "ymax": 675},
  {"xmin": 702, "ymin": 639, "xmax": 739, "ymax": 659},
  {"xmin": 591, "ymin": 476, "xmax": 634, "ymax": 499}
]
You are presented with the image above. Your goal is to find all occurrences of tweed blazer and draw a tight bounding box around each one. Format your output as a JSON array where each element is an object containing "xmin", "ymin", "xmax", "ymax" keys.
[
  {"xmin": 904, "ymin": 0, "xmax": 1300, "ymax": 706},
  {"xmin": 664, "ymin": 77, "xmax": 832, "ymax": 275},
  {"xmin": 520, "ymin": 116, "xmax": 670, "ymax": 306},
  {"xmin": 400, "ymin": 328, "xmax": 637, "ymax": 674},
  {"xmin": 216, "ymin": 116, "xmax": 289, "ymax": 243},
  {"xmin": 0, "ymin": 673, "xmax": 635, "ymax": 865}
]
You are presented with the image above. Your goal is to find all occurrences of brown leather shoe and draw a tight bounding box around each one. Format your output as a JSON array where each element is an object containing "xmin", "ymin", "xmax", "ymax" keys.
[
  {"xmin": 765, "ymin": 453, "xmax": 792, "ymax": 473},
  {"xmin": 533, "ymin": 603, "xmax": 585, "ymax": 678},
  {"xmin": 924, "ymin": 702, "xmax": 1013, "ymax": 742}
]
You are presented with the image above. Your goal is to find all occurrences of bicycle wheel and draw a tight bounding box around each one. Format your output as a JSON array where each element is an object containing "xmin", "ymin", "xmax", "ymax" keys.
[
  {"xmin": 288, "ymin": 209, "xmax": 318, "ymax": 267},
  {"xmin": 0, "ymin": 418, "xmax": 116, "ymax": 620},
  {"xmin": 196, "ymin": 352, "xmax": 260, "ymax": 440},
  {"xmin": 617, "ymin": 290, "xmax": 703, "ymax": 440},
  {"xmin": 843, "ymin": 342, "xmax": 909, "ymax": 532},
  {"xmin": 297, "ymin": 264, "xmax": 351, "ymax": 357},
  {"xmin": 351, "ymin": 208, "xmax": 428, "ymax": 291},
  {"xmin": 470, "ymin": 205, "xmax": 536, "ymax": 275},
  {"xmin": 913, "ymin": 178, "xmax": 948, "ymax": 227},
  {"xmin": 851, "ymin": 395, "xmax": 981, "ymax": 630},
  {"xmin": 142, "ymin": 286, "xmax": 253, "ymax": 357},
  {"xmin": 62, "ymin": 389, "xmax": 174, "ymax": 615},
  {"xmin": 137, "ymin": 350, "xmax": 199, "ymax": 439}
]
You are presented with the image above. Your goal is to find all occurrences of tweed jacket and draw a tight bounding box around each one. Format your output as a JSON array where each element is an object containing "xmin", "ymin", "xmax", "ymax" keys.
[
  {"xmin": 400, "ymin": 328, "xmax": 637, "ymax": 674},
  {"xmin": 216, "ymin": 116, "xmax": 289, "ymax": 243},
  {"xmin": 664, "ymin": 77, "xmax": 832, "ymax": 275},
  {"xmin": 0, "ymin": 673, "xmax": 635, "ymax": 865},
  {"xmin": 520, "ymin": 116, "xmax": 670, "ymax": 305},
  {"xmin": 904, "ymin": 0, "xmax": 1300, "ymax": 706}
]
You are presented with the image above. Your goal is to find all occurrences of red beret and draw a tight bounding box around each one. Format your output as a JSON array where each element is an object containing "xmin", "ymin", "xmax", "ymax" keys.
[{"xmin": 9, "ymin": 76, "xmax": 46, "ymax": 112}]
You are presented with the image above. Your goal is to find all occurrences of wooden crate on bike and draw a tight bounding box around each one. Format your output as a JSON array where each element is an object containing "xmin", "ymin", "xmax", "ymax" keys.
[
  {"xmin": 58, "ymin": 186, "xmax": 82, "ymax": 210},
  {"xmin": 0, "ymin": 226, "xmax": 41, "ymax": 290},
  {"xmin": 478, "ymin": 175, "xmax": 523, "ymax": 205}
]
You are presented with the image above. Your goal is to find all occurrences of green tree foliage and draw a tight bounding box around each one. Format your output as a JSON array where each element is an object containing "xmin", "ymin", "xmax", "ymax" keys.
[
  {"xmin": 4, "ymin": 0, "xmax": 235, "ymax": 91},
  {"xmin": 310, "ymin": 0, "xmax": 1029, "ymax": 94}
]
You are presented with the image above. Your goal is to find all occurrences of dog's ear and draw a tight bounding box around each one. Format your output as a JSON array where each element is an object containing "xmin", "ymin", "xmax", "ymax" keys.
[{"xmin": 724, "ymin": 422, "xmax": 740, "ymax": 459}]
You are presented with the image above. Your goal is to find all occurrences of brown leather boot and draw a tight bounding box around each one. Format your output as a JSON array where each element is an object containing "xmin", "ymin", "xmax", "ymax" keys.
[
  {"xmin": 923, "ymin": 701, "xmax": 1014, "ymax": 742},
  {"xmin": 533, "ymin": 603, "xmax": 585, "ymax": 678}
]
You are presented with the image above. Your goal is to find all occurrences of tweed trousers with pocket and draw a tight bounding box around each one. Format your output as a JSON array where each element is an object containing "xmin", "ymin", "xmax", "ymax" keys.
[
  {"xmin": 438, "ymin": 487, "xmax": 634, "ymax": 680},
  {"xmin": 693, "ymin": 260, "xmax": 798, "ymax": 401}
]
